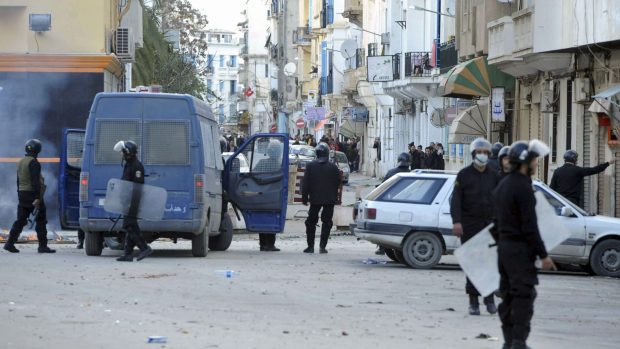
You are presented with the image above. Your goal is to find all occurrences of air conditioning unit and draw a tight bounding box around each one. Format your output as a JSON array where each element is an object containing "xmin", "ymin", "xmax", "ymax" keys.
[
  {"xmin": 540, "ymin": 88, "xmax": 555, "ymax": 113},
  {"xmin": 574, "ymin": 78, "xmax": 591, "ymax": 104},
  {"xmin": 114, "ymin": 28, "xmax": 135, "ymax": 61},
  {"xmin": 381, "ymin": 33, "xmax": 390, "ymax": 45}
]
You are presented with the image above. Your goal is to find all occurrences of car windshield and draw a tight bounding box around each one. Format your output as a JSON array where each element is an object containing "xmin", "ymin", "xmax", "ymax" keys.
[
  {"xmin": 292, "ymin": 146, "xmax": 316, "ymax": 157},
  {"xmin": 374, "ymin": 177, "xmax": 445, "ymax": 204},
  {"xmin": 335, "ymin": 152, "xmax": 348, "ymax": 163},
  {"xmin": 534, "ymin": 182, "xmax": 590, "ymax": 216}
]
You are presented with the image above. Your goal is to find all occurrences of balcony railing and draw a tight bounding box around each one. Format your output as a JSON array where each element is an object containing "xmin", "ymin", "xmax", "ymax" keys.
[
  {"xmin": 293, "ymin": 27, "xmax": 312, "ymax": 46},
  {"xmin": 342, "ymin": 0, "xmax": 362, "ymax": 27},
  {"xmin": 355, "ymin": 48, "xmax": 366, "ymax": 68},
  {"xmin": 392, "ymin": 54, "xmax": 400, "ymax": 80},
  {"xmin": 438, "ymin": 41, "xmax": 457, "ymax": 73},
  {"xmin": 404, "ymin": 52, "xmax": 432, "ymax": 77},
  {"xmin": 327, "ymin": 74, "xmax": 333, "ymax": 94},
  {"xmin": 513, "ymin": 7, "xmax": 534, "ymax": 56}
]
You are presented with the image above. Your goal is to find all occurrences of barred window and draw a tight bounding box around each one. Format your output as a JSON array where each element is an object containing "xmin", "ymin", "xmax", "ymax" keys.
[
  {"xmin": 95, "ymin": 120, "xmax": 141, "ymax": 164},
  {"xmin": 143, "ymin": 120, "xmax": 190, "ymax": 165},
  {"xmin": 66, "ymin": 131, "xmax": 85, "ymax": 169}
]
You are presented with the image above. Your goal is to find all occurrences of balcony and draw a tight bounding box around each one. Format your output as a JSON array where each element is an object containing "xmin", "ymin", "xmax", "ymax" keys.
[
  {"xmin": 343, "ymin": 66, "xmax": 367, "ymax": 93},
  {"xmin": 439, "ymin": 40, "xmax": 458, "ymax": 73},
  {"xmin": 404, "ymin": 52, "xmax": 432, "ymax": 78},
  {"xmin": 512, "ymin": 7, "xmax": 534, "ymax": 57},
  {"xmin": 342, "ymin": 0, "xmax": 362, "ymax": 27},
  {"xmin": 392, "ymin": 54, "xmax": 400, "ymax": 80},
  {"xmin": 487, "ymin": 16, "xmax": 516, "ymax": 65},
  {"xmin": 293, "ymin": 27, "xmax": 311, "ymax": 46}
]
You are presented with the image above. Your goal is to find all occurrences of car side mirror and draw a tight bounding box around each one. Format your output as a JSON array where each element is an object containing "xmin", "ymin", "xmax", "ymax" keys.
[{"xmin": 561, "ymin": 207, "xmax": 574, "ymax": 217}]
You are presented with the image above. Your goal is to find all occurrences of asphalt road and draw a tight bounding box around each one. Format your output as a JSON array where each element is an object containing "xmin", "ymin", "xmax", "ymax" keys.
[{"xmin": 1, "ymin": 232, "xmax": 619, "ymax": 349}]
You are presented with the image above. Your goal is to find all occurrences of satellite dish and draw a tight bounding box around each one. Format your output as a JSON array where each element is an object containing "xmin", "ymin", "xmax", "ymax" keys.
[
  {"xmin": 284, "ymin": 62, "xmax": 297, "ymax": 77},
  {"xmin": 340, "ymin": 40, "xmax": 357, "ymax": 59},
  {"xmin": 430, "ymin": 109, "xmax": 447, "ymax": 128}
]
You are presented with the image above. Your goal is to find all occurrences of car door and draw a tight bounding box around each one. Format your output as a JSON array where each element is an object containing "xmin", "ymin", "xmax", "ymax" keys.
[
  {"xmin": 223, "ymin": 134, "xmax": 289, "ymax": 232},
  {"xmin": 437, "ymin": 177, "xmax": 460, "ymax": 251},
  {"xmin": 59, "ymin": 128, "xmax": 85, "ymax": 229},
  {"xmin": 533, "ymin": 184, "xmax": 587, "ymax": 257}
]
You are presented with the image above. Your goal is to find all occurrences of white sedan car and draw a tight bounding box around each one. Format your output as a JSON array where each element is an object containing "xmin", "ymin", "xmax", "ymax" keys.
[{"xmin": 353, "ymin": 170, "xmax": 620, "ymax": 277}]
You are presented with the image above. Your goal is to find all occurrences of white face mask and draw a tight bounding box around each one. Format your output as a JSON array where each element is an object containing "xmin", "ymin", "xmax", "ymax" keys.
[{"xmin": 474, "ymin": 153, "xmax": 489, "ymax": 166}]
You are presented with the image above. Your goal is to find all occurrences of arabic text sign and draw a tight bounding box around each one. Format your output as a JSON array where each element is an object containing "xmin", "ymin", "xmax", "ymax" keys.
[
  {"xmin": 305, "ymin": 107, "xmax": 326, "ymax": 121},
  {"xmin": 492, "ymin": 87, "xmax": 505, "ymax": 122},
  {"xmin": 367, "ymin": 56, "xmax": 394, "ymax": 82}
]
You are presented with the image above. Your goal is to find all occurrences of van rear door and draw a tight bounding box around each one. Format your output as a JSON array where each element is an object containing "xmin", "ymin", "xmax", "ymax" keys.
[
  {"xmin": 59, "ymin": 128, "xmax": 85, "ymax": 229},
  {"xmin": 224, "ymin": 134, "xmax": 289, "ymax": 232}
]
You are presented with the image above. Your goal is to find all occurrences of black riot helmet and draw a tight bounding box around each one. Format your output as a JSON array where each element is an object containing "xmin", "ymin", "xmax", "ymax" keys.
[
  {"xmin": 315, "ymin": 143, "xmax": 329, "ymax": 158},
  {"xmin": 397, "ymin": 152, "xmax": 411, "ymax": 167},
  {"xmin": 25, "ymin": 139, "xmax": 42, "ymax": 156},
  {"xmin": 498, "ymin": 145, "xmax": 510, "ymax": 161},
  {"xmin": 564, "ymin": 149, "xmax": 578, "ymax": 163},
  {"xmin": 114, "ymin": 140, "xmax": 138, "ymax": 159},
  {"xmin": 508, "ymin": 140, "xmax": 550, "ymax": 166},
  {"xmin": 491, "ymin": 142, "xmax": 504, "ymax": 158}
]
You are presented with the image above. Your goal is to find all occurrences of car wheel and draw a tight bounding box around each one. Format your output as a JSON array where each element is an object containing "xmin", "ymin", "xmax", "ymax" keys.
[
  {"xmin": 209, "ymin": 213, "xmax": 233, "ymax": 251},
  {"xmin": 85, "ymin": 231, "xmax": 103, "ymax": 256},
  {"xmin": 384, "ymin": 248, "xmax": 398, "ymax": 262},
  {"xmin": 590, "ymin": 239, "xmax": 620, "ymax": 277},
  {"xmin": 401, "ymin": 232, "xmax": 442, "ymax": 269},
  {"xmin": 192, "ymin": 221, "xmax": 210, "ymax": 257},
  {"xmin": 393, "ymin": 249, "xmax": 406, "ymax": 264}
]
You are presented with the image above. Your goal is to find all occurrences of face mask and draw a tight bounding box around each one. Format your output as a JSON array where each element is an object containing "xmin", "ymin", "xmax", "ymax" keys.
[
  {"xmin": 437, "ymin": 149, "xmax": 443, "ymax": 155},
  {"xmin": 474, "ymin": 153, "xmax": 488, "ymax": 166}
]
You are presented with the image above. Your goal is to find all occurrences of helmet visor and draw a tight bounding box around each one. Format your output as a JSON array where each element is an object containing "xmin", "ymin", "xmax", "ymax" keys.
[
  {"xmin": 113, "ymin": 141, "xmax": 126, "ymax": 153},
  {"xmin": 529, "ymin": 139, "xmax": 550, "ymax": 158}
]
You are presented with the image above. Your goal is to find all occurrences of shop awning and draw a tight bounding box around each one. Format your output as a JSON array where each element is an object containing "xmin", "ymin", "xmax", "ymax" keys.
[
  {"xmin": 593, "ymin": 84, "xmax": 620, "ymax": 99},
  {"xmin": 448, "ymin": 104, "xmax": 488, "ymax": 144},
  {"xmin": 590, "ymin": 85, "xmax": 620, "ymax": 117},
  {"xmin": 339, "ymin": 119, "xmax": 365, "ymax": 139},
  {"xmin": 437, "ymin": 57, "xmax": 491, "ymax": 99}
]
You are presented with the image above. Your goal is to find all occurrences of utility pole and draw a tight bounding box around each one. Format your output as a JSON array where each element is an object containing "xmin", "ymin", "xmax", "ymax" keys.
[{"xmin": 276, "ymin": 0, "xmax": 287, "ymax": 134}]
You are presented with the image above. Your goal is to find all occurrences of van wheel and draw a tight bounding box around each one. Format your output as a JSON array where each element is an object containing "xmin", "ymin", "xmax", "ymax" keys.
[
  {"xmin": 393, "ymin": 249, "xmax": 406, "ymax": 264},
  {"xmin": 85, "ymin": 231, "xmax": 103, "ymax": 256},
  {"xmin": 384, "ymin": 248, "xmax": 398, "ymax": 262},
  {"xmin": 401, "ymin": 232, "xmax": 442, "ymax": 269},
  {"xmin": 210, "ymin": 213, "xmax": 233, "ymax": 251},
  {"xmin": 192, "ymin": 226, "xmax": 209, "ymax": 257},
  {"xmin": 590, "ymin": 239, "xmax": 620, "ymax": 277}
]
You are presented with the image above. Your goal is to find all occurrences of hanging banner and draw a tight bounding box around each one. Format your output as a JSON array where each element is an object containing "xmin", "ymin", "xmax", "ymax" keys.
[
  {"xmin": 491, "ymin": 87, "xmax": 505, "ymax": 122},
  {"xmin": 305, "ymin": 107, "xmax": 326, "ymax": 121}
]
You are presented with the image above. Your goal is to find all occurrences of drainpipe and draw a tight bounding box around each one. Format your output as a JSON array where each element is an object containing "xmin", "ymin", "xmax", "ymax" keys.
[{"xmin": 436, "ymin": 0, "xmax": 441, "ymax": 67}]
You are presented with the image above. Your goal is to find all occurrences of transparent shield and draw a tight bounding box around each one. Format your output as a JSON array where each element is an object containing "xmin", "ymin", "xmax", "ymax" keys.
[
  {"xmin": 104, "ymin": 179, "xmax": 168, "ymax": 220},
  {"xmin": 454, "ymin": 225, "xmax": 499, "ymax": 298},
  {"xmin": 534, "ymin": 191, "xmax": 571, "ymax": 250}
]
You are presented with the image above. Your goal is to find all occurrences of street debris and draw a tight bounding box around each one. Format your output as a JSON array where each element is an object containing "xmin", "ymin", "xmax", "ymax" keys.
[
  {"xmin": 147, "ymin": 336, "xmax": 168, "ymax": 344},
  {"xmin": 0, "ymin": 229, "xmax": 71, "ymax": 244},
  {"xmin": 362, "ymin": 258, "xmax": 387, "ymax": 265},
  {"xmin": 216, "ymin": 270, "xmax": 239, "ymax": 278},
  {"xmin": 444, "ymin": 308, "xmax": 456, "ymax": 311},
  {"xmin": 341, "ymin": 331, "xmax": 349, "ymax": 336}
]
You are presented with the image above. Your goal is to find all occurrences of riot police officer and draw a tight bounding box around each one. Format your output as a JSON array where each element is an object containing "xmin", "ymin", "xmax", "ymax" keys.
[
  {"xmin": 493, "ymin": 140, "xmax": 557, "ymax": 349},
  {"xmin": 487, "ymin": 142, "xmax": 503, "ymax": 173},
  {"xmin": 114, "ymin": 140, "xmax": 153, "ymax": 262},
  {"xmin": 550, "ymin": 150, "xmax": 614, "ymax": 206},
  {"xmin": 3, "ymin": 139, "xmax": 55, "ymax": 254},
  {"xmin": 451, "ymin": 138, "xmax": 500, "ymax": 315},
  {"xmin": 498, "ymin": 146, "xmax": 511, "ymax": 178},
  {"xmin": 302, "ymin": 143, "xmax": 341, "ymax": 254}
]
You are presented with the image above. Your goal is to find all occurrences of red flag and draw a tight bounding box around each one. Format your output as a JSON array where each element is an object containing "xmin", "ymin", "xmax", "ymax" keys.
[{"xmin": 430, "ymin": 40, "xmax": 437, "ymax": 67}]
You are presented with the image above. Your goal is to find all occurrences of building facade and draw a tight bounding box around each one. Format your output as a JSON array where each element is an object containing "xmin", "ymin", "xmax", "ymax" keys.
[{"xmin": 205, "ymin": 29, "xmax": 240, "ymax": 125}]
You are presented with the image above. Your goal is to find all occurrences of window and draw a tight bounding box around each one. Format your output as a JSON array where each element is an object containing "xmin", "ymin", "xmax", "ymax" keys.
[
  {"xmin": 207, "ymin": 54, "xmax": 214, "ymax": 68},
  {"xmin": 219, "ymin": 80, "xmax": 225, "ymax": 92},
  {"xmin": 200, "ymin": 121, "xmax": 215, "ymax": 167},
  {"xmin": 566, "ymin": 80, "xmax": 573, "ymax": 150},
  {"xmin": 95, "ymin": 120, "xmax": 141, "ymax": 164},
  {"xmin": 230, "ymin": 80, "xmax": 237, "ymax": 95},
  {"xmin": 230, "ymin": 55, "xmax": 237, "ymax": 67},
  {"xmin": 378, "ymin": 178, "xmax": 445, "ymax": 204},
  {"xmin": 66, "ymin": 132, "xmax": 85, "ymax": 169},
  {"xmin": 143, "ymin": 121, "xmax": 190, "ymax": 165},
  {"xmin": 220, "ymin": 55, "xmax": 225, "ymax": 67},
  {"xmin": 265, "ymin": 64, "xmax": 269, "ymax": 78},
  {"xmin": 244, "ymin": 137, "xmax": 284, "ymax": 173}
]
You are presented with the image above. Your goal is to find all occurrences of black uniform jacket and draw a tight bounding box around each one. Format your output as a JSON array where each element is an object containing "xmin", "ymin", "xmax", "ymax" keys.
[
  {"xmin": 493, "ymin": 172, "xmax": 548, "ymax": 259},
  {"xmin": 122, "ymin": 157, "xmax": 145, "ymax": 184},
  {"xmin": 550, "ymin": 162, "xmax": 609, "ymax": 204},
  {"xmin": 302, "ymin": 158, "xmax": 341, "ymax": 205},
  {"xmin": 451, "ymin": 164, "xmax": 500, "ymax": 232},
  {"xmin": 384, "ymin": 165, "xmax": 410, "ymax": 182}
]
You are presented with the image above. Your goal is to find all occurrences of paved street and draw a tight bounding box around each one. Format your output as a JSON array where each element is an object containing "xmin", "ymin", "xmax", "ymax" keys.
[{"xmin": 2, "ymin": 225, "xmax": 619, "ymax": 349}]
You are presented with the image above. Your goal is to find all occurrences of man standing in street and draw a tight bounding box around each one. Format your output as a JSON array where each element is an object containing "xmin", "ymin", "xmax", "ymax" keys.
[
  {"xmin": 3, "ymin": 139, "xmax": 55, "ymax": 254},
  {"xmin": 451, "ymin": 138, "xmax": 500, "ymax": 315},
  {"xmin": 302, "ymin": 143, "xmax": 341, "ymax": 254},
  {"xmin": 434, "ymin": 143, "xmax": 445, "ymax": 170},
  {"xmin": 114, "ymin": 140, "xmax": 153, "ymax": 262},
  {"xmin": 493, "ymin": 140, "xmax": 556, "ymax": 349},
  {"xmin": 498, "ymin": 145, "xmax": 511, "ymax": 178},
  {"xmin": 550, "ymin": 150, "xmax": 614, "ymax": 207},
  {"xmin": 409, "ymin": 142, "xmax": 422, "ymax": 171}
]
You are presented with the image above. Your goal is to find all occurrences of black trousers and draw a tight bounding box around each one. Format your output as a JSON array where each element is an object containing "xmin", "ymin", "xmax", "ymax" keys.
[
  {"xmin": 258, "ymin": 233, "xmax": 276, "ymax": 247},
  {"xmin": 122, "ymin": 217, "xmax": 148, "ymax": 254},
  {"xmin": 305, "ymin": 204, "xmax": 334, "ymax": 249},
  {"xmin": 6, "ymin": 191, "xmax": 48, "ymax": 249},
  {"xmin": 461, "ymin": 222, "xmax": 489, "ymax": 296},
  {"xmin": 498, "ymin": 240, "xmax": 538, "ymax": 344}
]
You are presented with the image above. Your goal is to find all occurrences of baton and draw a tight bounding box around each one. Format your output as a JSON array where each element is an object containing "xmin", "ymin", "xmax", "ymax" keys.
[{"xmin": 28, "ymin": 208, "xmax": 39, "ymax": 229}]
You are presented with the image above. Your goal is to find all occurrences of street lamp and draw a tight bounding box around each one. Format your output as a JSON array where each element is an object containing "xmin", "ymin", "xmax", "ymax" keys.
[{"xmin": 409, "ymin": 5, "xmax": 455, "ymax": 18}]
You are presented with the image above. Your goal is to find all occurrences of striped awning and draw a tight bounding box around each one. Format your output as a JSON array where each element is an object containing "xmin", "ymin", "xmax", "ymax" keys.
[{"xmin": 437, "ymin": 57, "xmax": 491, "ymax": 99}]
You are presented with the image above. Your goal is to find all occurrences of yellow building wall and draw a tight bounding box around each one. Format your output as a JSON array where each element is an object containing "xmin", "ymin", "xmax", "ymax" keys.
[{"xmin": 0, "ymin": 0, "xmax": 117, "ymax": 54}]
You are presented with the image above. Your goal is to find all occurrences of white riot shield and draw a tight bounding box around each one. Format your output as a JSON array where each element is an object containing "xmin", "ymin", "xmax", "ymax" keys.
[
  {"xmin": 104, "ymin": 179, "xmax": 167, "ymax": 220},
  {"xmin": 454, "ymin": 225, "xmax": 499, "ymax": 298},
  {"xmin": 455, "ymin": 192, "xmax": 572, "ymax": 297}
]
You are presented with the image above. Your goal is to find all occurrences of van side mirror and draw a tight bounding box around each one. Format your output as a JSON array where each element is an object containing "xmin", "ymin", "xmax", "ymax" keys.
[{"xmin": 561, "ymin": 207, "xmax": 574, "ymax": 217}]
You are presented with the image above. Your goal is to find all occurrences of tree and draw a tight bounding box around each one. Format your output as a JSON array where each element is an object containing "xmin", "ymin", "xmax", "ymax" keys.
[{"xmin": 133, "ymin": 0, "xmax": 215, "ymax": 99}]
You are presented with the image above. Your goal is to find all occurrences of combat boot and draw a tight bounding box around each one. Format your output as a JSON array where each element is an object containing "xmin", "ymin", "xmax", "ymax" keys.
[
  {"xmin": 510, "ymin": 340, "xmax": 531, "ymax": 349},
  {"xmin": 468, "ymin": 294, "xmax": 480, "ymax": 315},
  {"xmin": 303, "ymin": 247, "xmax": 314, "ymax": 253},
  {"xmin": 136, "ymin": 246, "xmax": 153, "ymax": 261},
  {"xmin": 484, "ymin": 295, "xmax": 497, "ymax": 314},
  {"xmin": 3, "ymin": 244, "xmax": 19, "ymax": 253},
  {"xmin": 116, "ymin": 254, "xmax": 133, "ymax": 262},
  {"xmin": 319, "ymin": 248, "xmax": 328, "ymax": 254}
]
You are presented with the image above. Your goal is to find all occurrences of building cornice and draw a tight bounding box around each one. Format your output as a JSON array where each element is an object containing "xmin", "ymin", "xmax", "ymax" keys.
[{"xmin": 0, "ymin": 54, "xmax": 123, "ymax": 77}]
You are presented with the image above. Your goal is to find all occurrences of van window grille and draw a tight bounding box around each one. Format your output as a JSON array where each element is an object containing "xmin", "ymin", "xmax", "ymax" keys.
[
  {"xmin": 144, "ymin": 121, "xmax": 190, "ymax": 165},
  {"xmin": 95, "ymin": 120, "xmax": 142, "ymax": 164},
  {"xmin": 67, "ymin": 132, "xmax": 85, "ymax": 169}
]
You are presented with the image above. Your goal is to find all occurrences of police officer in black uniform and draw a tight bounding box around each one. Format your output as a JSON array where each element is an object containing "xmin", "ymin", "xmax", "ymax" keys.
[
  {"xmin": 451, "ymin": 138, "xmax": 500, "ymax": 315},
  {"xmin": 498, "ymin": 146, "xmax": 511, "ymax": 178},
  {"xmin": 114, "ymin": 141, "xmax": 153, "ymax": 262},
  {"xmin": 487, "ymin": 142, "xmax": 503, "ymax": 173},
  {"xmin": 493, "ymin": 140, "xmax": 556, "ymax": 349},
  {"xmin": 550, "ymin": 150, "xmax": 614, "ymax": 207},
  {"xmin": 3, "ymin": 139, "xmax": 55, "ymax": 254},
  {"xmin": 302, "ymin": 143, "xmax": 341, "ymax": 254}
]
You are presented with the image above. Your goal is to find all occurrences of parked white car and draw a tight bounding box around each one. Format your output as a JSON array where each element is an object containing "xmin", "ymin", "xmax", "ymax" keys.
[{"xmin": 353, "ymin": 170, "xmax": 620, "ymax": 277}]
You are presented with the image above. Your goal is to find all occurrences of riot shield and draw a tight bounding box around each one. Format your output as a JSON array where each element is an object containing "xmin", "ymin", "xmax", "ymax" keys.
[
  {"xmin": 454, "ymin": 225, "xmax": 499, "ymax": 298},
  {"xmin": 104, "ymin": 179, "xmax": 167, "ymax": 220},
  {"xmin": 455, "ymin": 192, "xmax": 572, "ymax": 297}
]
